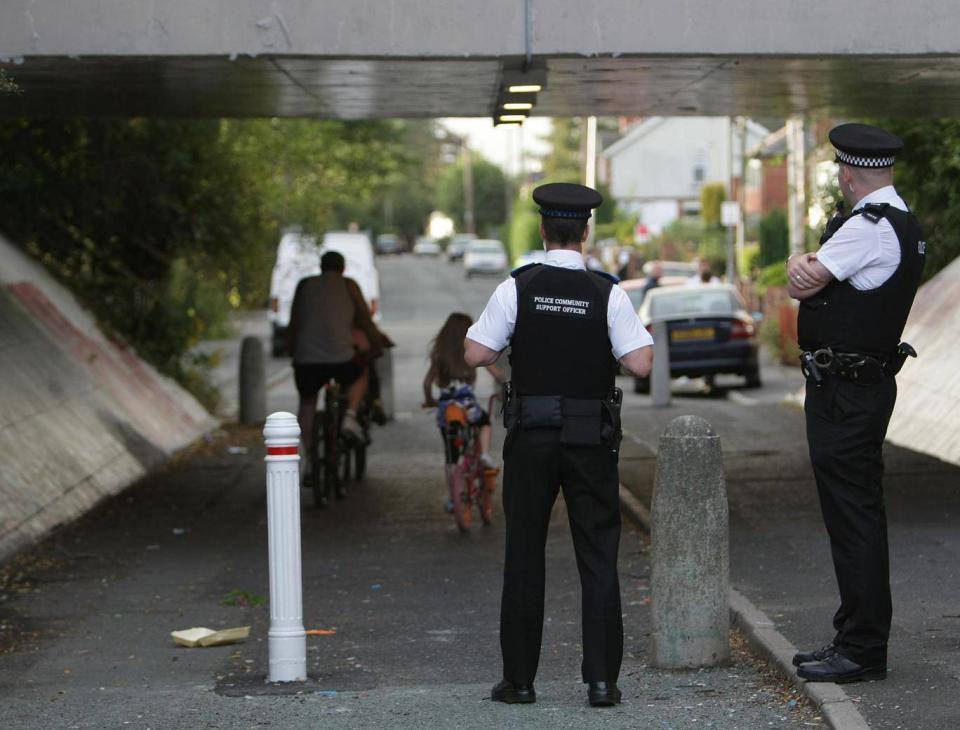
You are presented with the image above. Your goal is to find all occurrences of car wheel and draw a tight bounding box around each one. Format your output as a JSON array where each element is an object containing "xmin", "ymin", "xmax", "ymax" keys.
[
  {"xmin": 745, "ymin": 366, "xmax": 762, "ymax": 389},
  {"xmin": 634, "ymin": 376, "xmax": 650, "ymax": 394}
]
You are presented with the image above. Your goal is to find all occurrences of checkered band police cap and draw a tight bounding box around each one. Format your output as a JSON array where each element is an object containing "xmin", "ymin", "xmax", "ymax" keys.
[{"xmin": 830, "ymin": 123, "xmax": 903, "ymax": 169}]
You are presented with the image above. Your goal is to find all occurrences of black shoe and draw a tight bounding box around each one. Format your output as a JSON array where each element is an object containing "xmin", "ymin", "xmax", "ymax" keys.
[
  {"xmin": 796, "ymin": 653, "xmax": 886, "ymax": 684},
  {"xmin": 491, "ymin": 679, "xmax": 536, "ymax": 704},
  {"xmin": 587, "ymin": 681, "xmax": 622, "ymax": 707},
  {"xmin": 792, "ymin": 642, "xmax": 837, "ymax": 667}
]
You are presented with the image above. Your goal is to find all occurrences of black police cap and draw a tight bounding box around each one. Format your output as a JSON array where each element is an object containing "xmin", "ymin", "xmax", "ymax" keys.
[
  {"xmin": 532, "ymin": 182, "xmax": 603, "ymax": 220},
  {"xmin": 829, "ymin": 123, "xmax": 903, "ymax": 169}
]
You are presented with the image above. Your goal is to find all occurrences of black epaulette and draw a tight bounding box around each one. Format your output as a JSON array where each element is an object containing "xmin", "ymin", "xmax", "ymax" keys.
[
  {"xmin": 588, "ymin": 270, "xmax": 620, "ymax": 284},
  {"xmin": 860, "ymin": 202, "xmax": 890, "ymax": 224},
  {"xmin": 510, "ymin": 263, "xmax": 542, "ymax": 278}
]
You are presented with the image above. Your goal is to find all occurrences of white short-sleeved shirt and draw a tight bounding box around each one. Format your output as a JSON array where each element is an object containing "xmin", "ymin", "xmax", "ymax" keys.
[
  {"xmin": 817, "ymin": 185, "xmax": 907, "ymax": 291},
  {"xmin": 465, "ymin": 249, "xmax": 654, "ymax": 359}
]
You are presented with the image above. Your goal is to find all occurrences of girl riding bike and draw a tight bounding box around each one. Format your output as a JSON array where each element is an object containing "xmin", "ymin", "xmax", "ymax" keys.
[{"xmin": 422, "ymin": 313, "xmax": 504, "ymax": 518}]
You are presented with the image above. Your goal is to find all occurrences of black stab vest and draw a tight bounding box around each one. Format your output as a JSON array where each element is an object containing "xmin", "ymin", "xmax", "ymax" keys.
[
  {"xmin": 797, "ymin": 203, "xmax": 926, "ymax": 359},
  {"xmin": 509, "ymin": 265, "xmax": 617, "ymax": 399}
]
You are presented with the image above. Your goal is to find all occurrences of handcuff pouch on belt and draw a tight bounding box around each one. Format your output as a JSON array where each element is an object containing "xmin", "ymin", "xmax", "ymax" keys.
[
  {"xmin": 798, "ymin": 343, "xmax": 917, "ymax": 387},
  {"xmin": 502, "ymin": 382, "xmax": 623, "ymax": 452}
]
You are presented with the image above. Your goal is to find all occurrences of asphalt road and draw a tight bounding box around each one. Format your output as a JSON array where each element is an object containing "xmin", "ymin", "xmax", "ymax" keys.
[{"xmin": 0, "ymin": 255, "xmax": 823, "ymax": 729}]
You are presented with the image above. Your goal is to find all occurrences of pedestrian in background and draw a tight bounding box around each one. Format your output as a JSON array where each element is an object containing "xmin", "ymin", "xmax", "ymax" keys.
[
  {"xmin": 787, "ymin": 123, "xmax": 926, "ymax": 683},
  {"xmin": 464, "ymin": 183, "xmax": 653, "ymax": 707}
]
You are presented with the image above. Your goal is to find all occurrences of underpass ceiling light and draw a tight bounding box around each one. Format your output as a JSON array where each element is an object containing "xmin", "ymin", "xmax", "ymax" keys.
[
  {"xmin": 499, "ymin": 114, "xmax": 527, "ymax": 122},
  {"xmin": 503, "ymin": 102, "xmax": 534, "ymax": 110},
  {"xmin": 508, "ymin": 84, "xmax": 542, "ymax": 93}
]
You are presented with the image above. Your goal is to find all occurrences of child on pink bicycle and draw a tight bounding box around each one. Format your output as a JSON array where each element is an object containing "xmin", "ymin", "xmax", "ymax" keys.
[{"xmin": 422, "ymin": 313, "xmax": 504, "ymax": 507}]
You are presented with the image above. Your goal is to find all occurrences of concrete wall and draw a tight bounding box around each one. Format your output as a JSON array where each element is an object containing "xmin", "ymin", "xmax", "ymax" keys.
[
  {"xmin": 1, "ymin": 0, "xmax": 958, "ymax": 58},
  {"xmin": 0, "ymin": 235, "xmax": 217, "ymax": 561},
  {"xmin": 886, "ymin": 257, "xmax": 960, "ymax": 467}
]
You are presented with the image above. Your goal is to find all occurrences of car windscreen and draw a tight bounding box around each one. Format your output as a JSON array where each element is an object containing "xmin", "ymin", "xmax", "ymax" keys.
[
  {"xmin": 469, "ymin": 244, "xmax": 504, "ymax": 254},
  {"xmin": 649, "ymin": 289, "xmax": 739, "ymax": 318}
]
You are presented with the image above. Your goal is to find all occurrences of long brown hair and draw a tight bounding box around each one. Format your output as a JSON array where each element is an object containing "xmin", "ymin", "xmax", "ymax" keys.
[{"xmin": 429, "ymin": 313, "xmax": 476, "ymax": 386}]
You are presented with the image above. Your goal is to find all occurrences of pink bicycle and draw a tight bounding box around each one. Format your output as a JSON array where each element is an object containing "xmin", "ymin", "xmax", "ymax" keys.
[{"xmin": 442, "ymin": 394, "xmax": 500, "ymax": 532}]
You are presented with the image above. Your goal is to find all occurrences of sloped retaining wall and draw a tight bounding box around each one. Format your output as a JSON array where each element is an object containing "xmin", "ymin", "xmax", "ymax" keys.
[{"xmin": 0, "ymin": 235, "xmax": 217, "ymax": 561}]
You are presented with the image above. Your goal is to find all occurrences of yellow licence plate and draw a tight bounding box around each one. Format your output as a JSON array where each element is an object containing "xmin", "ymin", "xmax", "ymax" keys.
[{"xmin": 671, "ymin": 327, "xmax": 715, "ymax": 342}]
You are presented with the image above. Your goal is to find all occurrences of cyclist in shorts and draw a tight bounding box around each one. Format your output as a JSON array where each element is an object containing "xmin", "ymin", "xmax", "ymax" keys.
[
  {"xmin": 423, "ymin": 313, "xmax": 505, "ymax": 504},
  {"xmin": 289, "ymin": 250, "xmax": 386, "ymax": 458}
]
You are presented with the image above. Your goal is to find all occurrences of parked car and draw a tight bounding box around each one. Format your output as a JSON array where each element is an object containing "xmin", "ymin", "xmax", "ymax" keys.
[
  {"xmin": 463, "ymin": 239, "xmax": 508, "ymax": 278},
  {"xmin": 375, "ymin": 233, "xmax": 402, "ymax": 255},
  {"xmin": 321, "ymin": 231, "xmax": 382, "ymax": 320},
  {"xmin": 634, "ymin": 284, "xmax": 761, "ymax": 392},
  {"xmin": 268, "ymin": 231, "xmax": 321, "ymax": 357},
  {"xmin": 446, "ymin": 233, "xmax": 476, "ymax": 262},
  {"xmin": 514, "ymin": 249, "xmax": 546, "ymax": 269},
  {"xmin": 413, "ymin": 237, "xmax": 442, "ymax": 256}
]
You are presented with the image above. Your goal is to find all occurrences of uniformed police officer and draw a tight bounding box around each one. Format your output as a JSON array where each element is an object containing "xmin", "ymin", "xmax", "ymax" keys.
[
  {"xmin": 787, "ymin": 123, "xmax": 926, "ymax": 683},
  {"xmin": 464, "ymin": 183, "xmax": 654, "ymax": 707}
]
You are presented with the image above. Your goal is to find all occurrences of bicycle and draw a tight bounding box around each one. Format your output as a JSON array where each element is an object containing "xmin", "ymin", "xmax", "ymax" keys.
[
  {"xmin": 442, "ymin": 394, "xmax": 501, "ymax": 532},
  {"xmin": 307, "ymin": 380, "xmax": 370, "ymax": 509}
]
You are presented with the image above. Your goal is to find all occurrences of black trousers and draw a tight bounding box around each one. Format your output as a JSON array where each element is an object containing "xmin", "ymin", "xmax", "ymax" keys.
[
  {"xmin": 499, "ymin": 427, "xmax": 623, "ymax": 684},
  {"xmin": 805, "ymin": 376, "xmax": 897, "ymax": 667}
]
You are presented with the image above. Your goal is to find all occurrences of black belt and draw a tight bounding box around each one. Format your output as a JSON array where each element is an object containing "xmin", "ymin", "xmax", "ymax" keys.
[
  {"xmin": 502, "ymin": 388, "xmax": 623, "ymax": 452},
  {"xmin": 800, "ymin": 345, "xmax": 916, "ymax": 386}
]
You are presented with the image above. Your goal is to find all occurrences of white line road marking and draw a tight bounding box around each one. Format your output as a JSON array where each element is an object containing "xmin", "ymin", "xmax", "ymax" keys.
[{"xmin": 622, "ymin": 429, "xmax": 657, "ymax": 455}]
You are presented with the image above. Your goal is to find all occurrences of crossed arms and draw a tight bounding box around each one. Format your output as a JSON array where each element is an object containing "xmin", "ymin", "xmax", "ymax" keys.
[{"xmin": 787, "ymin": 253, "xmax": 835, "ymax": 300}]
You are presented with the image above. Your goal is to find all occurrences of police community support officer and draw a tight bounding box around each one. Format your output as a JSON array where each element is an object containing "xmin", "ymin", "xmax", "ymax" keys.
[
  {"xmin": 464, "ymin": 183, "xmax": 654, "ymax": 707},
  {"xmin": 787, "ymin": 123, "xmax": 925, "ymax": 684}
]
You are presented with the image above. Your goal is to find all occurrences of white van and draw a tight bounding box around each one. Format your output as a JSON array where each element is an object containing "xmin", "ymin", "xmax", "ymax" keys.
[
  {"xmin": 320, "ymin": 231, "xmax": 381, "ymax": 321},
  {"xmin": 268, "ymin": 231, "xmax": 321, "ymax": 356}
]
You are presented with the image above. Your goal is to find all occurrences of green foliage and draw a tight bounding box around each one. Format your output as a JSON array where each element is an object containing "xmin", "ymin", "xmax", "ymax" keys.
[
  {"xmin": 0, "ymin": 118, "xmax": 419, "ymax": 400},
  {"xmin": 540, "ymin": 118, "xmax": 583, "ymax": 183},
  {"xmin": 758, "ymin": 209, "xmax": 789, "ymax": 267},
  {"xmin": 221, "ymin": 589, "xmax": 268, "ymax": 607},
  {"xmin": 507, "ymin": 191, "xmax": 542, "ymax": 263},
  {"xmin": 436, "ymin": 154, "xmax": 508, "ymax": 236},
  {"xmin": 651, "ymin": 217, "xmax": 725, "ymax": 264},
  {"xmin": 879, "ymin": 118, "xmax": 960, "ymax": 281},
  {"xmin": 0, "ymin": 69, "xmax": 20, "ymax": 95},
  {"xmin": 700, "ymin": 182, "xmax": 727, "ymax": 228}
]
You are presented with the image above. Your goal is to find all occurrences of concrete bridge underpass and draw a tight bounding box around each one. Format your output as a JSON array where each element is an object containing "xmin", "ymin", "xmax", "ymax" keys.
[{"xmin": 2, "ymin": 0, "xmax": 960, "ymax": 119}]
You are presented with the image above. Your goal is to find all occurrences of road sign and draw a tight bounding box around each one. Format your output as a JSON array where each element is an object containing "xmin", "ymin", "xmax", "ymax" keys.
[{"xmin": 721, "ymin": 201, "xmax": 740, "ymax": 227}]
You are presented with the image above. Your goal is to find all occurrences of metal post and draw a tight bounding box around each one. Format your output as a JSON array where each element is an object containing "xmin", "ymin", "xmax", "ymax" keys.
[
  {"xmin": 263, "ymin": 412, "xmax": 307, "ymax": 682},
  {"xmin": 786, "ymin": 116, "xmax": 806, "ymax": 256},
  {"xmin": 463, "ymin": 145, "xmax": 476, "ymax": 235},
  {"xmin": 239, "ymin": 336, "xmax": 266, "ymax": 425},
  {"xmin": 585, "ymin": 115, "xmax": 598, "ymax": 248},
  {"xmin": 651, "ymin": 321, "xmax": 671, "ymax": 408}
]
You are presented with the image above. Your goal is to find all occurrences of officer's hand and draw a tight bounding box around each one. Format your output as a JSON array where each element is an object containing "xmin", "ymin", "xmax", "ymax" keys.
[{"xmin": 787, "ymin": 253, "xmax": 823, "ymax": 290}]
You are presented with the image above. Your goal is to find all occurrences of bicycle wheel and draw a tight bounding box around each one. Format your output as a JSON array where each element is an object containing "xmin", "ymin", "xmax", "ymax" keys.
[
  {"xmin": 337, "ymin": 438, "xmax": 351, "ymax": 498},
  {"xmin": 449, "ymin": 464, "xmax": 472, "ymax": 532},
  {"xmin": 311, "ymin": 413, "xmax": 330, "ymax": 509},
  {"xmin": 323, "ymin": 395, "xmax": 341, "ymax": 503},
  {"xmin": 480, "ymin": 467, "xmax": 498, "ymax": 525},
  {"xmin": 354, "ymin": 442, "xmax": 367, "ymax": 480}
]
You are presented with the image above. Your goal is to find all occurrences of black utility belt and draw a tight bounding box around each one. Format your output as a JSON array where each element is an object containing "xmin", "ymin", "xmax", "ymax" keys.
[
  {"xmin": 799, "ymin": 347, "xmax": 908, "ymax": 387},
  {"xmin": 503, "ymin": 390, "xmax": 622, "ymax": 449}
]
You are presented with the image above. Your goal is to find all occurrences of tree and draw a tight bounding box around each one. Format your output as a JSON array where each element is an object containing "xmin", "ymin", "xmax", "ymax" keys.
[
  {"xmin": 700, "ymin": 182, "xmax": 727, "ymax": 227},
  {"xmin": 758, "ymin": 209, "xmax": 789, "ymax": 267},
  {"xmin": 880, "ymin": 118, "xmax": 960, "ymax": 281},
  {"xmin": 436, "ymin": 154, "xmax": 508, "ymax": 236}
]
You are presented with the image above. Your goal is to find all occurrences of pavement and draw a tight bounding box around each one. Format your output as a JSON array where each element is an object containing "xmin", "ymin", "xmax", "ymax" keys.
[
  {"xmin": 0, "ymin": 256, "xmax": 827, "ymax": 729},
  {"xmin": 616, "ymin": 347, "xmax": 960, "ymax": 730}
]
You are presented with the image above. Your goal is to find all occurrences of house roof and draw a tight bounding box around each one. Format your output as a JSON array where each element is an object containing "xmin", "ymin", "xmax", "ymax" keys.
[{"xmin": 603, "ymin": 117, "xmax": 770, "ymax": 160}]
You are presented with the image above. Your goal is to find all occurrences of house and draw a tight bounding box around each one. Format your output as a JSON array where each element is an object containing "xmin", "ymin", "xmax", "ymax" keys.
[{"xmin": 600, "ymin": 117, "xmax": 769, "ymax": 234}]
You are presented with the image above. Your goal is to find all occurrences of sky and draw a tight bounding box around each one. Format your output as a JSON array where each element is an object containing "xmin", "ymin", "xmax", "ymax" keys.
[{"xmin": 439, "ymin": 117, "xmax": 552, "ymax": 175}]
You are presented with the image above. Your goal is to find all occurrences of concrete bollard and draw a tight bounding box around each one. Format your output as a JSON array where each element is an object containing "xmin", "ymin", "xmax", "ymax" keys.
[
  {"xmin": 263, "ymin": 412, "xmax": 307, "ymax": 682},
  {"xmin": 239, "ymin": 336, "xmax": 267, "ymax": 424},
  {"xmin": 651, "ymin": 321, "xmax": 671, "ymax": 408},
  {"xmin": 650, "ymin": 415, "xmax": 730, "ymax": 668}
]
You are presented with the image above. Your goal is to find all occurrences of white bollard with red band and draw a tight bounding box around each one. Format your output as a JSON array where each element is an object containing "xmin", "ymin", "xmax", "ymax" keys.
[{"xmin": 263, "ymin": 412, "xmax": 307, "ymax": 682}]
